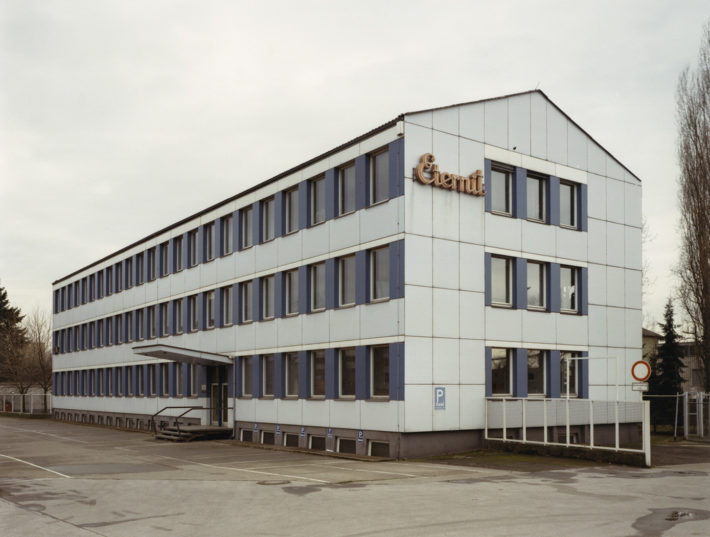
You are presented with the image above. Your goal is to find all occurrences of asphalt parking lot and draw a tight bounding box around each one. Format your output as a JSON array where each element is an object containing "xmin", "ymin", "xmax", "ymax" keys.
[{"xmin": 1, "ymin": 417, "xmax": 709, "ymax": 537}]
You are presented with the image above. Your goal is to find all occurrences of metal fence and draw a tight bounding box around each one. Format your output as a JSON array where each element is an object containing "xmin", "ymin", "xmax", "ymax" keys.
[
  {"xmin": 485, "ymin": 398, "xmax": 650, "ymax": 466},
  {"xmin": 0, "ymin": 393, "xmax": 52, "ymax": 415}
]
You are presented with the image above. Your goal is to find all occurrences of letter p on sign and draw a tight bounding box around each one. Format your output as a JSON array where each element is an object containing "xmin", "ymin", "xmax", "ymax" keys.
[{"xmin": 434, "ymin": 386, "xmax": 446, "ymax": 410}]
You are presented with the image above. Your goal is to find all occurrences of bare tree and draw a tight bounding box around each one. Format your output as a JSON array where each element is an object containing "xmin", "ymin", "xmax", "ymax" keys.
[
  {"xmin": 0, "ymin": 321, "xmax": 33, "ymax": 411},
  {"xmin": 676, "ymin": 21, "xmax": 710, "ymax": 391},
  {"xmin": 24, "ymin": 308, "xmax": 53, "ymax": 411}
]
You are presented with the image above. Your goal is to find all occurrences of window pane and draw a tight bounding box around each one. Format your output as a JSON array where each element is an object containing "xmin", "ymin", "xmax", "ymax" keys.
[
  {"xmin": 560, "ymin": 353, "xmax": 577, "ymax": 396},
  {"xmin": 372, "ymin": 247, "xmax": 389, "ymax": 300},
  {"xmin": 175, "ymin": 238, "xmax": 183, "ymax": 271},
  {"xmin": 223, "ymin": 215, "xmax": 233, "ymax": 254},
  {"xmin": 263, "ymin": 198, "xmax": 275, "ymax": 241},
  {"xmin": 311, "ymin": 178, "xmax": 325, "ymax": 224},
  {"xmin": 311, "ymin": 263, "xmax": 325, "ymax": 310},
  {"xmin": 371, "ymin": 346, "xmax": 389, "ymax": 397},
  {"xmin": 371, "ymin": 150, "xmax": 389, "ymax": 204},
  {"xmin": 243, "ymin": 358, "xmax": 252, "ymax": 396},
  {"xmin": 189, "ymin": 231, "xmax": 197, "ymax": 266},
  {"xmin": 560, "ymin": 182, "xmax": 576, "ymax": 227},
  {"xmin": 286, "ymin": 188, "xmax": 298, "ymax": 233},
  {"xmin": 527, "ymin": 262, "xmax": 544, "ymax": 308},
  {"xmin": 311, "ymin": 350, "xmax": 325, "ymax": 396},
  {"xmin": 560, "ymin": 266, "xmax": 577, "ymax": 312},
  {"xmin": 242, "ymin": 207, "xmax": 253, "ymax": 248},
  {"xmin": 491, "ymin": 348, "xmax": 510, "ymax": 395},
  {"xmin": 243, "ymin": 282, "xmax": 253, "ymax": 322},
  {"xmin": 263, "ymin": 276, "xmax": 274, "ymax": 319},
  {"xmin": 491, "ymin": 257, "xmax": 511, "ymax": 305},
  {"xmin": 340, "ymin": 255, "xmax": 355, "ymax": 306},
  {"xmin": 223, "ymin": 286, "xmax": 233, "ymax": 325},
  {"xmin": 527, "ymin": 350, "xmax": 545, "ymax": 395},
  {"xmin": 286, "ymin": 353, "xmax": 299, "ymax": 396},
  {"xmin": 340, "ymin": 165, "xmax": 355, "ymax": 214},
  {"xmin": 190, "ymin": 296, "xmax": 198, "ymax": 331},
  {"xmin": 527, "ymin": 175, "xmax": 545, "ymax": 221},
  {"xmin": 175, "ymin": 300, "xmax": 183, "ymax": 333},
  {"xmin": 491, "ymin": 169, "xmax": 511, "ymax": 214},
  {"xmin": 340, "ymin": 349, "xmax": 356, "ymax": 397},
  {"xmin": 286, "ymin": 270, "xmax": 299, "ymax": 314},
  {"xmin": 263, "ymin": 355, "xmax": 274, "ymax": 396},
  {"xmin": 206, "ymin": 224, "xmax": 214, "ymax": 260},
  {"xmin": 207, "ymin": 291, "xmax": 215, "ymax": 328}
]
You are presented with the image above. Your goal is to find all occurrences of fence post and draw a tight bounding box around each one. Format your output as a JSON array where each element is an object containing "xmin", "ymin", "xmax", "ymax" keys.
[
  {"xmin": 674, "ymin": 393, "xmax": 680, "ymax": 440},
  {"xmin": 683, "ymin": 392, "xmax": 689, "ymax": 440},
  {"xmin": 615, "ymin": 400, "xmax": 620, "ymax": 450},
  {"xmin": 522, "ymin": 399, "xmax": 527, "ymax": 442},
  {"xmin": 589, "ymin": 399, "xmax": 595, "ymax": 449},
  {"xmin": 643, "ymin": 400, "xmax": 651, "ymax": 467},
  {"xmin": 565, "ymin": 398, "xmax": 571, "ymax": 447},
  {"xmin": 502, "ymin": 398, "xmax": 507, "ymax": 441},
  {"xmin": 484, "ymin": 399, "xmax": 488, "ymax": 440},
  {"xmin": 543, "ymin": 399, "xmax": 548, "ymax": 445},
  {"xmin": 697, "ymin": 393, "xmax": 704, "ymax": 438}
]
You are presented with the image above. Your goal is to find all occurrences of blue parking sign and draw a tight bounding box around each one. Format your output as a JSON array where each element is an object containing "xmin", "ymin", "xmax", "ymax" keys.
[{"xmin": 434, "ymin": 387, "xmax": 446, "ymax": 409}]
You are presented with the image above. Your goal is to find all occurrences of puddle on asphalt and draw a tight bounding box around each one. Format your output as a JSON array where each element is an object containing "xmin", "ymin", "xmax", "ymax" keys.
[
  {"xmin": 630, "ymin": 507, "xmax": 710, "ymax": 537},
  {"xmin": 281, "ymin": 482, "xmax": 367, "ymax": 496}
]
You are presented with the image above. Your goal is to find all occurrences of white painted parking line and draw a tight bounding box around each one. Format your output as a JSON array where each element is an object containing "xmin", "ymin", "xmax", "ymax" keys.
[
  {"xmin": 157, "ymin": 455, "xmax": 330, "ymax": 484},
  {"xmin": 0, "ymin": 424, "xmax": 89, "ymax": 443},
  {"xmin": 0, "ymin": 453, "xmax": 72, "ymax": 479},
  {"xmin": 317, "ymin": 464, "xmax": 418, "ymax": 478}
]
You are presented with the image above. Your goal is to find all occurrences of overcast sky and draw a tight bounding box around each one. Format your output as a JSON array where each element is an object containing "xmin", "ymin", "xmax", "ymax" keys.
[{"xmin": 0, "ymin": 0, "xmax": 707, "ymax": 330}]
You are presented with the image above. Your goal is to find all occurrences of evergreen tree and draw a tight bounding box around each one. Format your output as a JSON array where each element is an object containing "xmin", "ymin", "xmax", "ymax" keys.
[
  {"xmin": 0, "ymin": 285, "xmax": 28, "ymax": 383},
  {"xmin": 649, "ymin": 298, "xmax": 686, "ymax": 396}
]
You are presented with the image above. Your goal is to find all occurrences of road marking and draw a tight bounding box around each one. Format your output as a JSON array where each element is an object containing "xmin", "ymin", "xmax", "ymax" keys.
[
  {"xmin": 0, "ymin": 453, "xmax": 71, "ymax": 478},
  {"xmin": 157, "ymin": 455, "xmax": 330, "ymax": 483},
  {"xmin": 317, "ymin": 464, "xmax": 418, "ymax": 478},
  {"xmin": 0, "ymin": 424, "xmax": 89, "ymax": 443}
]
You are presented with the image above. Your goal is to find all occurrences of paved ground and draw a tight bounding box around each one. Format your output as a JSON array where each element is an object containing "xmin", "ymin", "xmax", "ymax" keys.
[{"xmin": 1, "ymin": 417, "xmax": 709, "ymax": 537}]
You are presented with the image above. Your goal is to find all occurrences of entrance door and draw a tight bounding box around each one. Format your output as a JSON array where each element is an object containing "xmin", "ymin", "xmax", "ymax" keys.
[{"xmin": 210, "ymin": 383, "xmax": 229, "ymax": 426}]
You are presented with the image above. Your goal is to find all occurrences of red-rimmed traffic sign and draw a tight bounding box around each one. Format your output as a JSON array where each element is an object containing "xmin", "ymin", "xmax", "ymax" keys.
[{"xmin": 631, "ymin": 360, "xmax": 651, "ymax": 382}]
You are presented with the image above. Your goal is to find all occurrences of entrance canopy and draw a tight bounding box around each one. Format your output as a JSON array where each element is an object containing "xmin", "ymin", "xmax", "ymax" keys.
[{"xmin": 132, "ymin": 344, "xmax": 232, "ymax": 366}]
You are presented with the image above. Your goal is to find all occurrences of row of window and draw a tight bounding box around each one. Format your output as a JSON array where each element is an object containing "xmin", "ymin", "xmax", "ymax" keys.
[
  {"xmin": 53, "ymin": 242, "xmax": 403, "ymax": 354},
  {"xmin": 237, "ymin": 343, "xmax": 404, "ymax": 401},
  {"xmin": 53, "ymin": 363, "xmax": 201, "ymax": 398},
  {"xmin": 487, "ymin": 347, "xmax": 588, "ymax": 398},
  {"xmin": 486, "ymin": 160, "xmax": 588, "ymax": 231},
  {"xmin": 53, "ymin": 141, "xmax": 403, "ymax": 315},
  {"xmin": 486, "ymin": 254, "xmax": 588, "ymax": 315}
]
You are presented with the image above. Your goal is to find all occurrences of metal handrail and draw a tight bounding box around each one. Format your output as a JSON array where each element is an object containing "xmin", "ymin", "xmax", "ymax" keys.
[{"xmin": 150, "ymin": 405, "xmax": 202, "ymax": 436}]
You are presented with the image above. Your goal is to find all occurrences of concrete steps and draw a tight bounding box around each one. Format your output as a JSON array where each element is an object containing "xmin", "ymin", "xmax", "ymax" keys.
[{"xmin": 154, "ymin": 424, "xmax": 232, "ymax": 442}]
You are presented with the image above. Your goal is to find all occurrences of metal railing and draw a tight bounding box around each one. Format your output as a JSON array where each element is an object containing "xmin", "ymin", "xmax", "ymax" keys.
[
  {"xmin": 1, "ymin": 393, "xmax": 52, "ymax": 415},
  {"xmin": 485, "ymin": 398, "xmax": 650, "ymax": 466},
  {"xmin": 150, "ymin": 405, "xmax": 203, "ymax": 436}
]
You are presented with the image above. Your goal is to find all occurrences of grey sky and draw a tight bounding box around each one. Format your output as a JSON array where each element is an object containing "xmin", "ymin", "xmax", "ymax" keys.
[{"xmin": 0, "ymin": 0, "xmax": 707, "ymax": 329}]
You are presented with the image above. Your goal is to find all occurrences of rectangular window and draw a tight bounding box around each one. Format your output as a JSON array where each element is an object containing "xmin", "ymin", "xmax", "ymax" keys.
[
  {"xmin": 97, "ymin": 320, "xmax": 103, "ymax": 347},
  {"xmin": 160, "ymin": 303, "xmax": 168, "ymax": 336},
  {"xmin": 310, "ymin": 176, "xmax": 325, "ymax": 225},
  {"xmin": 527, "ymin": 174, "xmax": 546, "ymax": 222},
  {"xmin": 285, "ymin": 187, "xmax": 299, "ymax": 234},
  {"xmin": 311, "ymin": 350, "xmax": 325, "ymax": 397},
  {"xmin": 149, "ymin": 306, "xmax": 156, "ymax": 338},
  {"xmin": 189, "ymin": 230, "xmax": 198, "ymax": 267},
  {"xmin": 241, "ymin": 206, "xmax": 253, "ymax": 248},
  {"xmin": 176, "ymin": 365, "xmax": 183, "ymax": 397},
  {"xmin": 189, "ymin": 295, "xmax": 198, "ymax": 332},
  {"xmin": 98, "ymin": 369, "xmax": 103, "ymax": 395},
  {"xmin": 491, "ymin": 165, "xmax": 513, "ymax": 215},
  {"xmin": 116, "ymin": 316, "xmax": 123, "ymax": 344},
  {"xmin": 560, "ymin": 352, "xmax": 578, "ymax": 397},
  {"xmin": 148, "ymin": 248, "xmax": 156, "ymax": 280},
  {"xmin": 136, "ymin": 253, "xmax": 144, "ymax": 285},
  {"xmin": 527, "ymin": 349, "xmax": 546, "ymax": 396},
  {"xmin": 125, "ymin": 258, "xmax": 133, "ymax": 288},
  {"xmin": 190, "ymin": 364, "xmax": 198, "ymax": 396},
  {"xmin": 560, "ymin": 181, "xmax": 577, "ymax": 228},
  {"xmin": 242, "ymin": 357, "xmax": 252, "ymax": 397},
  {"xmin": 148, "ymin": 365, "xmax": 156, "ymax": 396},
  {"xmin": 206, "ymin": 291, "xmax": 215, "ymax": 328},
  {"xmin": 285, "ymin": 353, "xmax": 298, "ymax": 397},
  {"xmin": 126, "ymin": 312, "xmax": 133, "ymax": 342},
  {"xmin": 74, "ymin": 281, "xmax": 79, "ymax": 304},
  {"xmin": 160, "ymin": 242, "xmax": 169, "ymax": 276},
  {"xmin": 339, "ymin": 163, "xmax": 356, "ymax": 215},
  {"xmin": 161, "ymin": 364, "xmax": 169, "ymax": 396},
  {"xmin": 560, "ymin": 265, "xmax": 578, "ymax": 313},
  {"xmin": 96, "ymin": 272, "xmax": 102, "ymax": 298},
  {"xmin": 106, "ymin": 267, "xmax": 113, "ymax": 294},
  {"xmin": 174, "ymin": 236, "xmax": 183, "ymax": 271},
  {"xmin": 339, "ymin": 348, "xmax": 356, "ymax": 398},
  {"xmin": 527, "ymin": 261, "xmax": 546, "ymax": 310},
  {"xmin": 370, "ymin": 246, "xmax": 389, "ymax": 301},
  {"xmin": 262, "ymin": 197, "xmax": 275, "ymax": 242},
  {"xmin": 491, "ymin": 348, "xmax": 512, "ymax": 395},
  {"xmin": 89, "ymin": 275, "xmax": 95, "ymax": 301},
  {"xmin": 262, "ymin": 276, "xmax": 274, "ymax": 320},
  {"xmin": 241, "ymin": 281, "xmax": 253, "ymax": 322},
  {"xmin": 491, "ymin": 256, "xmax": 512, "ymax": 306},
  {"xmin": 106, "ymin": 317, "xmax": 112, "ymax": 345},
  {"xmin": 175, "ymin": 299, "xmax": 183, "ymax": 334},
  {"xmin": 371, "ymin": 346, "xmax": 389, "ymax": 398},
  {"xmin": 205, "ymin": 223, "xmax": 215, "ymax": 261},
  {"xmin": 117, "ymin": 368, "xmax": 123, "ymax": 396},
  {"xmin": 222, "ymin": 286, "xmax": 233, "ymax": 326},
  {"xmin": 262, "ymin": 355, "xmax": 274, "ymax": 396},
  {"xmin": 370, "ymin": 149, "xmax": 389, "ymax": 205},
  {"xmin": 107, "ymin": 369, "xmax": 113, "ymax": 396},
  {"xmin": 126, "ymin": 367, "xmax": 133, "ymax": 396},
  {"xmin": 311, "ymin": 262, "xmax": 325, "ymax": 311},
  {"xmin": 285, "ymin": 269, "xmax": 299, "ymax": 315},
  {"xmin": 339, "ymin": 255, "xmax": 355, "ymax": 306},
  {"xmin": 222, "ymin": 215, "xmax": 233, "ymax": 255},
  {"xmin": 137, "ymin": 367, "xmax": 144, "ymax": 396},
  {"xmin": 136, "ymin": 309, "xmax": 144, "ymax": 340}
]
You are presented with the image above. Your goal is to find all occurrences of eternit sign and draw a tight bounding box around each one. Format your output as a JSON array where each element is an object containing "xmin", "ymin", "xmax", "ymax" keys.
[{"xmin": 414, "ymin": 153, "xmax": 485, "ymax": 196}]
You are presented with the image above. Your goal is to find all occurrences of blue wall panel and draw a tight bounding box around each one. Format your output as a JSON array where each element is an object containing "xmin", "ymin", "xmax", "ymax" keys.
[
  {"xmin": 298, "ymin": 265, "xmax": 309, "ymax": 314},
  {"xmin": 355, "ymin": 346, "xmax": 369, "ymax": 400},
  {"xmin": 389, "ymin": 342, "xmax": 405, "ymax": 401},
  {"xmin": 548, "ymin": 176, "xmax": 560, "ymax": 226},
  {"xmin": 389, "ymin": 240, "xmax": 405, "ymax": 300},
  {"xmin": 253, "ymin": 278, "xmax": 262, "ymax": 322},
  {"xmin": 579, "ymin": 184, "xmax": 588, "ymax": 232},
  {"xmin": 484, "ymin": 347, "xmax": 492, "ymax": 397},
  {"xmin": 484, "ymin": 253, "xmax": 492, "ymax": 306},
  {"xmin": 252, "ymin": 201, "xmax": 261, "ymax": 246},
  {"xmin": 549, "ymin": 263, "xmax": 561, "ymax": 313},
  {"xmin": 484, "ymin": 159, "xmax": 492, "ymax": 212},
  {"xmin": 355, "ymin": 250, "xmax": 368, "ymax": 305},
  {"xmin": 274, "ymin": 353, "xmax": 284, "ymax": 398},
  {"xmin": 548, "ymin": 350, "xmax": 561, "ymax": 398},
  {"xmin": 274, "ymin": 272, "xmax": 284, "ymax": 318},
  {"xmin": 580, "ymin": 267, "xmax": 589, "ymax": 316},
  {"xmin": 325, "ymin": 258, "xmax": 337, "ymax": 310},
  {"xmin": 325, "ymin": 348, "xmax": 337, "ymax": 399},
  {"xmin": 513, "ymin": 348, "xmax": 528, "ymax": 397},
  {"xmin": 198, "ymin": 292, "xmax": 206, "ymax": 331},
  {"xmin": 388, "ymin": 138, "xmax": 404, "ymax": 198},
  {"xmin": 355, "ymin": 154, "xmax": 369, "ymax": 210},
  {"xmin": 514, "ymin": 167, "xmax": 526, "ymax": 219},
  {"xmin": 514, "ymin": 257, "xmax": 527, "ymax": 309},
  {"xmin": 579, "ymin": 352, "xmax": 589, "ymax": 399},
  {"xmin": 252, "ymin": 356, "xmax": 262, "ymax": 399},
  {"xmin": 298, "ymin": 180, "xmax": 309, "ymax": 230},
  {"xmin": 274, "ymin": 191, "xmax": 284, "ymax": 239},
  {"xmin": 298, "ymin": 350, "xmax": 309, "ymax": 399},
  {"xmin": 325, "ymin": 168, "xmax": 337, "ymax": 220}
]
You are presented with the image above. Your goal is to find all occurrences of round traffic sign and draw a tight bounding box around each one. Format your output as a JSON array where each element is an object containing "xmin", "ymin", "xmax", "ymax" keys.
[{"xmin": 631, "ymin": 360, "xmax": 651, "ymax": 382}]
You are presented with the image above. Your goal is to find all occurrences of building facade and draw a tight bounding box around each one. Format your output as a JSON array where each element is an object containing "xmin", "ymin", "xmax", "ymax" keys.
[{"xmin": 51, "ymin": 90, "xmax": 643, "ymax": 457}]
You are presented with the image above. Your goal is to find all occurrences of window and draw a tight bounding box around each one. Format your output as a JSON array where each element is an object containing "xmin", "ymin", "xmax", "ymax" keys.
[
  {"xmin": 311, "ymin": 350, "xmax": 325, "ymax": 397},
  {"xmin": 490, "ymin": 165, "xmax": 512, "ymax": 215},
  {"xmin": 339, "ymin": 348, "xmax": 356, "ymax": 397},
  {"xmin": 285, "ymin": 269, "xmax": 299, "ymax": 315},
  {"xmin": 262, "ymin": 276, "xmax": 274, "ymax": 320},
  {"xmin": 116, "ymin": 263, "xmax": 122, "ymax": 291},
  {"xmin": 148, "ymin": 306, "xmax": 156, "ymax": 338},
  {"xmin": 106, "ymin": 317, "xmax": 113, "ymax": 345},
  {"xmin": 242, "ymin": 357, "xmax": 252, "ymax": 397},
  {"xmin": 527, "ymin": 350, "xmax": 546, "ymax": 396},
  {"xmin": 262, "ymin": 197, "xmax": 275, "ymax": 242},
  {"xmin": 188, "ymin": 230, "xmax": 198, "ymax": 267},
  {"xmin": 89, "ymin": 275, "xmax": 95, "ymax": 301},
  {"xmin": 136, "ymin": 309, "xmax": 144, "ymax": 340},
  {"xmin": 148, "ymin": 365, "xmax": 156, "ymax": 396},
  {"xmin": 205, "ymin": 223, "xmax": 215, "ymax": 261},
  {"xmin": 190, "ymin": 364, "xmax": 198, "ymax": 396},
  {"xmin": 126, "ymin": 312, "xmax": 133, "ymax": 342},
  {"xmin": 137, "ymin": 253, "xmax": 144, "ymax": 284},
  {"xmin": 310, "ymin": 176, "xmax": 325, "ymax": 225},
  {"xmin": 285, "ymin": 353, "xmax": 298, "ymax": 397},
  {"xmin": 339, "ymin": 163, "xmax": 355, "ymax": 215},
  {"xmin": 107, "ymin": 369, "xmax": 113, "ymax": 396},
  {"xmin": 175, "ymin": 299, "xmax": 183, "ymax": 334},
  {"xmin": 137, "ymin": 367, "xmax": 144, "ymax": 396},
  {"xmin": 262, "ymin": 355, "xmax": 274, "ymax": 397},
  {"xmin": 241, "ymin": 206, "xmax": 253, "ymax": 248},
  {"xmin": 206, "ymin": 291, "xmax": 215, "ymax": 328},
  {"xmin": 527, "ymin": 261, "xmax": 546, "ymax": 310},
  {"xmin": 491, "ymin": 256, "xmax": 512, "ymax": 306},
  {"xmin": 311, "ymin": 262, "xmax": 325, "ymax": 311},
  {"xmin": 116, "ymin": 316, "xmax": 123, "ymax": 344},
  {"xmin": 222, "ymin": 286, "xmax": 233, "ymax": 326},
  {"xmin": 125, "ymin": 258, "xmax": 133, "ymax": 288},
  {"xmin": 560, "ymin": 181, "xmax": 577, "ymax": 228},
  {"xmin": 189, "ymin": 295, "xmax": 198, "ymax": 332},
  {"xmin": 160, "ymin": 303, "xmax": 168, "ymax": 336},
  {"xmin": 491, "ymin": 348, "xmax": 512, "ymax": 395},
  {"xmin": 148, "ymin": 248, "xmax": 156, "ymax": 280},
  {"xmin": 339, "ymin": 255, "xmax": 355, "ymax": 306},
  {"xmin": 97, "ymin": 320, "xmax": 103, "ymax": 347},
  {"xmin": 370, "ymin": 149, "xmax": 389, "ymax": 205},
  {"xmin": 371, "ymin": 346, "xmax": 389, "ymax": 398},
  {"xmin": 527, "ymin": 173, "xmax": 546, "ymax": 222},
  {"xmin": 560, "ymin": 266, "xmax": 578, "ymax": 313},
  {"xmin": 241, "ymin": 281, "xmax": 253, "ymax": 322},
  {"xmin": 560, "ymin": 352, "xmax": 578, "ymax": 397},
  {"xmin": 176, "ymin": 364, "xmax": 183, "ymax": 397},
  {"xmin": 106, "ymin": 267, "xmax": 113, "ymax": 294},
  {"xmin": 222, "ymin": 215, "xmax": 233, "ymax": 255},
  {"xmin": 126, "ymin": 367, "xmax": 133, "ymax": 396},
  {"xmin": 371, "ymin": 246, "xmax": 389, "ymax": 301},
  {"xmin": 285, "ymin": 187, "xmax": 298, "ymax": 234},
  {"xmin": 174, "ymin": 236, "xmax": 183, "ymax": 271},
  {"xmin": 160, "ymin": 242, "xmax": 169, "ymax": 276},
  {"xmin": 117, "ymin": 368, "xmax": 123, "ymax": 396},
  {"xmin": 161, "ymin": 364, "xmax": 169, "ymax": 396},
  {"xmin": 98, "ymin": 369, "xmax": 103, "ymax": 395}
]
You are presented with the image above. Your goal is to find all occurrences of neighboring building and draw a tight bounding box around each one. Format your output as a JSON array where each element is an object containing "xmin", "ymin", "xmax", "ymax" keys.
[
  {"xmin": 680, "ymin": 342, "xmax": 706, "ymax": 393},
  {"xmin": 642, "ymin": 328, "xmax": 662, "ymax": 361},
  {"xmin": 51, "ymin": 90, "xmax": 643, "ymax": 457}
]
